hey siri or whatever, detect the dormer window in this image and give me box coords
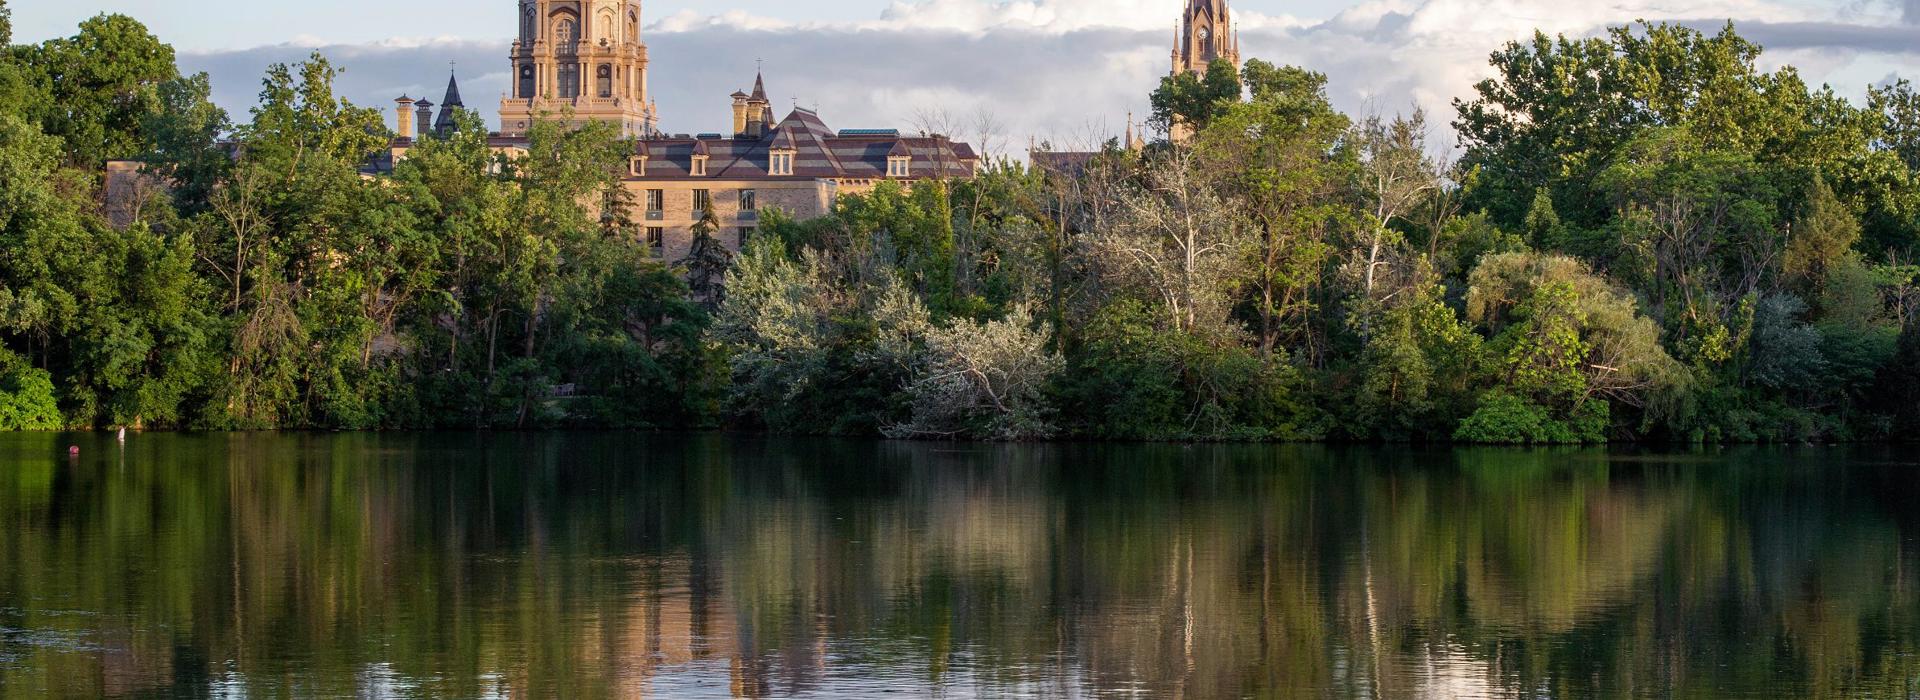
[888,156,911,178]
[630,156,646,177]
[691,155,709,177]
[770,150,795,176]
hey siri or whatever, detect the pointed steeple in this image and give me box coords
[440,71,465,108]
[750,71,768,102]
[433,70,465,135]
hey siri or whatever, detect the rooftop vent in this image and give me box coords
[838,129,901,137]
[696,133,725,140]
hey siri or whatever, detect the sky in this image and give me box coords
[14,0,1920,154]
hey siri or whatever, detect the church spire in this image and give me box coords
[433,69,465,135]
[1174,0,1239,77]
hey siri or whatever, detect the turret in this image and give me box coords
[731,91,750,137]
[414,99,435,139]
[744,72,771,139]
[395,95,417,140]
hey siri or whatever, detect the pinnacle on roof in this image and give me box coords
[440,72,465,108]
[750,71,767,102]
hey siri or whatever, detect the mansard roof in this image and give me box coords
[627,108,974,181]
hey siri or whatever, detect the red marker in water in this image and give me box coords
[68,446,80,456]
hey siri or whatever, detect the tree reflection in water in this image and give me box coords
[0,434,1914,698]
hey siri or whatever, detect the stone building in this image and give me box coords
[1173,0,1241,79]
[382,0,979,261]
[500,0,659,138]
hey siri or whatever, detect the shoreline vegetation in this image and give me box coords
[2,5,1919,444]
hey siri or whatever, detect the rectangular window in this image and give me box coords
[691,157,708,177]
[739,189,756,211]
[646,227,663,250]
[631,157,646,177]
[770,152,793,176]
[889,158,911,177]
[693,189,711,214]
[738,227,756,248]
[645,189,663,212]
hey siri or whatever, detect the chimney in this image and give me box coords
[746,102,766,139]
[414,99,435,139]
[395,95,417,139]
[731,91,749,137]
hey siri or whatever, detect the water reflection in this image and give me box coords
[0,434,1916,698]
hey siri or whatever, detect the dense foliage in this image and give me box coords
[1,12,1917,441]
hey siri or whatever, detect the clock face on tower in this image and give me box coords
[1198,27,1210,41]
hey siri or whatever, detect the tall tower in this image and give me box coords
[500,0,659,138]
[1173,0,1241,77]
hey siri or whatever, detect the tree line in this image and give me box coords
[1,5,1917,441]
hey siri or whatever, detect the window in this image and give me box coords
[738,189,756,211]
[645,189,663,213]
[770,151,794,176]
[597,65,612,98]
[738,227,756,248]
[519,66,535,99]
[646,227,663,250]
[521,8,537,43]
[693,189,711,214]
[630,157,646,177]
[558,63,580,99]
[555,18,578,54]
[690,156,708,177]
[888,156,911,177]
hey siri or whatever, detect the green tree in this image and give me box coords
[0,349,59,430]
[1195,62,1349,356]
[16,14,180,166]
[1464,253,1685,440]
[1869,79,1920,172]
[1150,58,1241,137]
[680,195,732,311]
[1783,174,1861,295]
[139,73,231,214]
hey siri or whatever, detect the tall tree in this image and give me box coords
[1196,62,1349,357]
[680,196,732,311]
[17,14,179,166]
[138,73,230,214]
[1783,174,1861,295]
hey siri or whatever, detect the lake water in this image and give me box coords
[0,433,1916,698]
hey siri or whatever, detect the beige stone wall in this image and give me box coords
[622,178,835,261]
[103,161,169,230]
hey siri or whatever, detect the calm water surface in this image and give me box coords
[0,433,1916,698]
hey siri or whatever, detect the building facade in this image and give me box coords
[501,0,658,138]
[383,1,977,262]
[1173,0,1241,78]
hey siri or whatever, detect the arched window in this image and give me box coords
[559,63,580,98]
[627,11,639,43]
[521,7,536,42]
[598,10,615,44]
[519,65,535,98]
[555,18,577,55]
[597,65,613,98]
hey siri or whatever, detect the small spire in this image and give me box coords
[751,70,768,102]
